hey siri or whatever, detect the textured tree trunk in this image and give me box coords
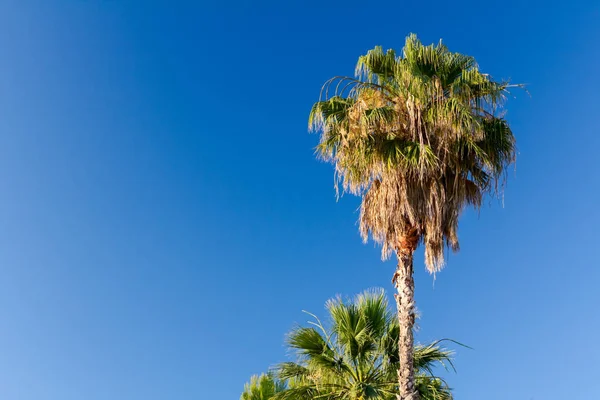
[393,228,419,400]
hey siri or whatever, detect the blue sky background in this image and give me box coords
[0,1,599,399]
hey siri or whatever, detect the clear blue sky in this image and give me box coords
[0,1,598,399]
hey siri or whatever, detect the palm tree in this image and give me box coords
[241,373,287,400]
[275,289,455,400]
[309,34,518,399]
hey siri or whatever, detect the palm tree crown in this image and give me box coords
[309,34,518,271]
[275,290,455,400]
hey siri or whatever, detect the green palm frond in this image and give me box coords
[414,344,454,375]
[278,362,311,381]
[356,46,398,82]
[241,373,287,400]
[415,375,453,400]
[287,327,341,372]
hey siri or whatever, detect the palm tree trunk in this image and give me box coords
[393,228,419,400]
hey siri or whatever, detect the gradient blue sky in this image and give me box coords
[0,1,598,399]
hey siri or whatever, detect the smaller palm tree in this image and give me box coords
[275,290,456,400]
[241,373,287,400]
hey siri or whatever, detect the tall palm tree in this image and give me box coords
[275,289,455,400]
[241,373,286,400]
[309,34,518,399]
